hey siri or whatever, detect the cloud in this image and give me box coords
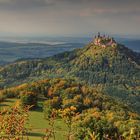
[0,0,55,10]
[0,0,140,13]
[0,0,11,4]
[0,0,139,36]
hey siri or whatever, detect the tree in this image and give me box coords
[0,106,31,139]
[20,91,38,108]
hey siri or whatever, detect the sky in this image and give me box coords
[0,0,140,38]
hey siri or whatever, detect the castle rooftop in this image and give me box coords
[93,33,117,48]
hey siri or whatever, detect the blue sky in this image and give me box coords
[0,0,140,37]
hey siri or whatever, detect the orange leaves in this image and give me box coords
[0,105,30,139]
[59,106,77,118]
[83,97,93,107]
[92,111,101,120]
[47,87,54,97]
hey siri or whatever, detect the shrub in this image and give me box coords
[59,106,77,140]
[0,106,30,139]
[44,97,62,110]
[0,92,6,102]
[0,89,19,99]
[75,116,119,140]
[20,91,38,108]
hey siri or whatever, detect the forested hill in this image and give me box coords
[0,35,140,112]
[0,35,139,86]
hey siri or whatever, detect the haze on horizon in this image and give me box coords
[0,0,140,38]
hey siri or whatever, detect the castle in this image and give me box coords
[93,33,117,48]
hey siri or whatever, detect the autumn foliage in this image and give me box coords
[0,105,31,139]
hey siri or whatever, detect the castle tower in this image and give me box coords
[98,32,100,38]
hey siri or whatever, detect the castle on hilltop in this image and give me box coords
[93,33,117,48]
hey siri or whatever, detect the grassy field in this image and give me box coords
[0,98,68,140]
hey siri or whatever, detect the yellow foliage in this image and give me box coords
[83,97,92,106]
[92,111,101,119]
[106,111,114,121]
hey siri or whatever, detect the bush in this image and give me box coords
[0,92,6,102]
[0,89,18,98]
[44,97,62,110]
[20,91,38,108]
[0,106,30,139]
[75,116,119,140]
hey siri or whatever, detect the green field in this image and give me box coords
[0,98,68,140]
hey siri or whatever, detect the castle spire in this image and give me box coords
[98,32,100,38]
[93,33,117,47]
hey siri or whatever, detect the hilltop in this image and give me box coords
[93,33,117,47]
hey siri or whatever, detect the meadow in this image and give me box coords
[0,98,68,140]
